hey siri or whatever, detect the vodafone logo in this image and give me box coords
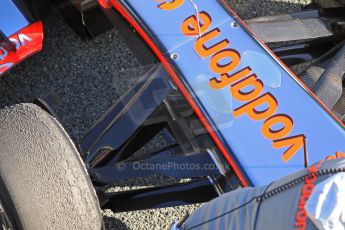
[157,3,307,163]
[156,0,184,10]
[0,33,33,73]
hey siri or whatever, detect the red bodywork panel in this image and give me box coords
[0,21,43,77]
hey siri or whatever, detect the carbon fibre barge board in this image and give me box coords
[110,0,345,186]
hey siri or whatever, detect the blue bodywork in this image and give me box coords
[0,0,29,37]
[120,0,345,186]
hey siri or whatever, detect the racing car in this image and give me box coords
[0,0,344,229]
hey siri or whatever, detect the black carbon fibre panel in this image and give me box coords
[333,90,345,121]
[246,14,294,23]
[313,45,345,109]
[300,66,325,89]
[247,18,332,43]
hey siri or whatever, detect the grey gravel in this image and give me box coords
[0,0,311,229]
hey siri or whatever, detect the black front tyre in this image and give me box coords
[0,103,102,229]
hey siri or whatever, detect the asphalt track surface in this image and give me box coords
[0,0,310,229]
